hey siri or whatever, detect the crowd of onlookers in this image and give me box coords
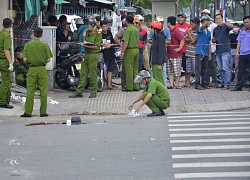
[12,10,250,94]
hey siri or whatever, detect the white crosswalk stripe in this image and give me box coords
[168,112,250,179]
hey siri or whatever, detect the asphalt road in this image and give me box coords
[1,112,250,180]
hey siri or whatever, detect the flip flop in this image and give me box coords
[167,86,174,89]
[175,86,182,89]
[182,85,190,88]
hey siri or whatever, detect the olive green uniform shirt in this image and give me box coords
[85,29,102,53]
[0,29,11,59]
[14,59,28,74]
[145,78,170,101]
[122,24,139,48]
[22,39,53,66]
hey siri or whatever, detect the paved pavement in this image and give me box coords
[167,111,250,179]
[1,85,250,116]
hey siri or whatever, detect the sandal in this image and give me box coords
[182,85,190,88]
[167,86,174,89]
[217,84,224,88]
[175,86,182,89]
[222,85,230,90]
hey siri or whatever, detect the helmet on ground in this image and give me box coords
[134,70,151,83]
[155,16,164,22]
[87,16,96,25]
[104,16,113,23]
[150,21,163,30]
[75,18,84,25]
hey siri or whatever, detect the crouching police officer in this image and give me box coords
[128,70,170,117]
[21,27,53,117]
[69,16,102,98]
[14,46,28,87]
[0,18,13,109]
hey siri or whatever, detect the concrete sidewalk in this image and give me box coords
[1,86,250,116]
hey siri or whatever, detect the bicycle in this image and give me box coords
[111,46,122,85]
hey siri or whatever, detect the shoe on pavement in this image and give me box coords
[69,93,83,98]
[209,83,218,87]
[195,86,204,90]
[121,88,133,92]
[0,104,13,109]
[89,93,96,98]
[21,113,32,117]
[147,111,163,117]
[40,113,48,117]
[230,87,242,91]
[203,86,210,89]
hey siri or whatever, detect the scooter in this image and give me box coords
[55,44,105,91]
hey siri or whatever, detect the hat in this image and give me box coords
[61,21,70,26]
[202,9,211,15]
[75,18,84,25]
[192,18,200,24]
[155,16,164,22]
[133,17,140,23]
[201,15,213,22]
[178,13,186,18]
[135,14,144,21]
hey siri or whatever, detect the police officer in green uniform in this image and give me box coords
[0,18,13,109]
[14,46,28,87]
[129,70,170,117]
[21,27,53,117]
[69,17,102,98]
[121,15,140,91]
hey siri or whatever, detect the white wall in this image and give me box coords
[152,1,176,23]
[0,0,8,24]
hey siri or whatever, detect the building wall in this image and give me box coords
[152,1,176,22]
[0,0,8,23]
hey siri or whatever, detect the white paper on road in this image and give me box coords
[127,109,145,117]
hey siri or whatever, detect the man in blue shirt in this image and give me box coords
[195,16,211,90]
[231,16,250,91]
[213,14,234,90]
[75,18,87,55]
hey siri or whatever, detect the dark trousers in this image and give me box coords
[121,58,126,89]
[236,54,250,90]
[207,52,218,84]
[138,48,144,72]
[182,53,186,72]
[195,55,209,87]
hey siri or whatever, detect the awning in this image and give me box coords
[25,0,41,21]
[85,0,115,10]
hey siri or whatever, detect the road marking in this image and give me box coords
[173,162,250,168]
[172,153,250,159]
[167,114,250,119]
[168,111,250,116]
[169,122,250,126]
[169,126,250,131]
[175,172,250,178]
[172,145,250,151]
[170,138,250,143]
[170,132,250,137]
[169,117,250,122]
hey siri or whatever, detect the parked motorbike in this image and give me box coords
[55,43,105,91]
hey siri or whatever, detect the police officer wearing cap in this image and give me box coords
[129,70,170,117]
[0,18,13,109]
[69,17,102,98]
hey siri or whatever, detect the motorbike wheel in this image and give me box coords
[55,71,71,89]
[97,69,104,92]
